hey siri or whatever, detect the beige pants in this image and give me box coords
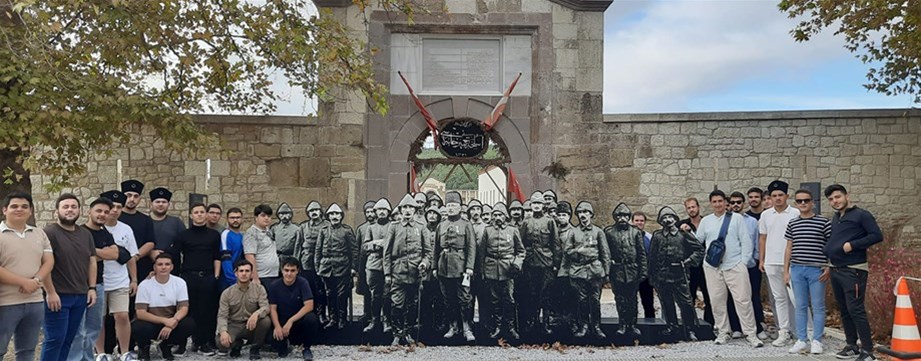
[704,262,756,336]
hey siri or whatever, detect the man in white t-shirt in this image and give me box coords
[758,180,800,347]
[133,254,195,361]
[97,191,139,357]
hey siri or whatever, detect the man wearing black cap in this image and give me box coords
[117,180,156,323]
[477,203,524,340]
[518,192,560,336]
[149,187,186,270]
[434,191,476,342]
[758,180,799,347]
[98,190,139,358]
[355,201,377,324]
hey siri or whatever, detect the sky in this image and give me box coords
[270,0,916,115]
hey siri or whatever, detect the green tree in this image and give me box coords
[779,0,921,104]
[0,0,414,193]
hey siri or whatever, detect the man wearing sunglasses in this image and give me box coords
[726,192,767,341]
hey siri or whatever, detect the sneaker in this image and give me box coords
[810,340,824,354]
[855,350,877,361]
[746,335,764,348]
[757,331,769,340]
[217,350,228,357]
[835,344,860,359]
[731,331,744,339]
[158,343,175,361]
[198,344,215,357]
[772,330,791,347]
[788,340,809,354]
[302,348,314,361]
[229,347,242,358]
[714,333,730,345]
[173,344,186,357]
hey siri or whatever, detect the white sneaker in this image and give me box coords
[772,330,791,347]
[747,335,764,348]
[789,340,809,353]
[757,331,769,340]
[731,331,744,339]
[714,333,731,345]
[810,340,824,354]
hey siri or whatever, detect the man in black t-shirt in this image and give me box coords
[268,258,319,361]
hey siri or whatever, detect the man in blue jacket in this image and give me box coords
[823,184,883,361]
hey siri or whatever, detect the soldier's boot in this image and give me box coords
[404,332,416,345]
[541,313,553,336]
[489,312,502,339]
[443,321,459,339]
[685,326,698,342]
[318,305,329,326]
[506,320,521,341]
[382,315,392,334]
[337,308,348,329]
[615,325,627,336]
[324,311,339,330]
[591,321,607,339]
[390,335,402,346]
[362,317,380,333]
[631,325,642,337]
[573,322,588,338]
[661,324,675,336]
[462,320,475,342]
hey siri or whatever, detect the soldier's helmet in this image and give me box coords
[657,206,680,224]
[445,191,462,205]
[397,194,418,208]
[482,204,493,215]
[557,201,573,215]
[575,201,594,215]
[277,202,293,214]
[373,198,392,211]
[363,200,376,210]
[492,202,509,218]
[468,199,483,209]
[529,192,544,204]
[306,201,322,212]
[543,190,557,202]
[523,200,532,209]
[613,202,631,217]
[425,206,441,216]
[326,203,343,214]
[509,200,523,211]
[413,193,427,204]
[427,192,443,203]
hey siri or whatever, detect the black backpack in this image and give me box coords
[705,214,733,268]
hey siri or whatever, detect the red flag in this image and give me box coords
[483,72,522,131]
[507,168,525,203]
[397,71,440,148]
[410,162,420,193]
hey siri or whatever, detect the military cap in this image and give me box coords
[481,204,493,215]
[414,193,427,203]
[277,202,293,214]
[509,200,523,210]
[468,199,483,209]
[363,200,376,210]
[523,200,531,209]
[427,193,443,202]
[149,187,172,202]
[306,201,322,212]
[767,180,789,194]
[492,203,509,218]
[657,206,679,224]
[543,190,557,201]
[121,179,144,194]
[425,206,441,216]
[557,201,573,215]
[374,198,392,211]
[326,203,343,214]
[99,190,126,205]
[397,194,418,208]
[575,201,594,215]
[529,192,544,204]
[613,202,632,216]
[445,191,462,205]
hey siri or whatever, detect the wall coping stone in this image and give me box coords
[194,114,317,126]
[603,108,921,123]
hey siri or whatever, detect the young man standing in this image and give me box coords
[823,184,883,361]
[784,189,831,355]
[244,205,279,287]
[207,204,225,233]
[216,260,272,360]
[268,258,320,361]
[631,211,656,320]
[220,208,246,291]
[118,180,156,292]
[726,192,766,340]
[746,187,765,220]
[133,254,195,361]
[40,194,93,361]
[149,188,186,262]
[678,197,712,326]
[0,192,54,361]
[759,180,800,347]
[97,190,139,358]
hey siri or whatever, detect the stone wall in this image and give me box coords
[553,109,921,246]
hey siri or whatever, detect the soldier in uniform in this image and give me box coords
[434,191,477,342]
[478,203,525,340]
[315,203,358,330]
[604,203,648,337]
[412,193,427,225]
[649,206,705,341]
[297,201,330,325]
[552,201,576,332]
[523,200,533,219]
[481,204,493,226]
[426,193,443,209]
[558,201,610,339]
[543,191,558,220]
[421,206,446,333]
[383,194,432,345]
[270,203,303,262]
[509,200,524,228]
[518,192,560,335]
[362,198,392,333]
[356,201,377,324]
[467,200,485,240]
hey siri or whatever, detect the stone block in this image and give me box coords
[266,158,300,187]
[445,0,476,13]
[609,148,634,168]
[577,12,604,40]
[184,161,206,176]
[254,144,280,158]
[331,156,364,174]
[299,158,331,188]
[521,0,552,12]
[281,144,314,157]
[210,160,231,176]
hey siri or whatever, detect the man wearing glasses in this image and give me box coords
[726,192,767,340]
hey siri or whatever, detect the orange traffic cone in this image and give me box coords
[891,278,921,361]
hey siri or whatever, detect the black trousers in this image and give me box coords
[440,277,472,326]
[571,278,603,328]
[517,265,555,329]
[485,279,515,330]
[831,267,873,352]
[638,278,656,318]
[301,270,327,315]
[419,277,445,330]
[728,265,765,333]
[612,279,640,327]
[658,281,699,329]
[272,312,320,351]
[182,271,218,347]
[322,275,351,323]
[688,265,714,324]
[132,318,196,348]
[390,282,420,336]
[366,269,386,323]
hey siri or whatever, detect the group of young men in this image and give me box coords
[0,178,884,361]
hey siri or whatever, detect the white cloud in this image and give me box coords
[603,0,852,113]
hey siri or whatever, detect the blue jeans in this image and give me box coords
[41,292,89,361]
[66,285,104,361]
[0,302,45,361]
[791,264,826,341]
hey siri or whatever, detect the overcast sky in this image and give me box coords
[271,0,915,115]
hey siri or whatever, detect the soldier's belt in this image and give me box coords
[442,248,464,252]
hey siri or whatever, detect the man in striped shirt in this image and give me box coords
[783,189,831,355]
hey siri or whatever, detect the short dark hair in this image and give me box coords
[3,191,34,209]
[207,203,222,212]
[794,189,814,199]
[729,191,745,200]
[54,193,78,209]
[632,211,647,220]
[684,197,700,207]
[280,256,301,270]
[226,207,243,216]
[189,202,206,213]
[89,197,114,209]
[824,184,847,198]
[254,204,273,217]
[155,253,173,263]
[747,187,764,197]
[233,259,253,271]
[709,190,727,201]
